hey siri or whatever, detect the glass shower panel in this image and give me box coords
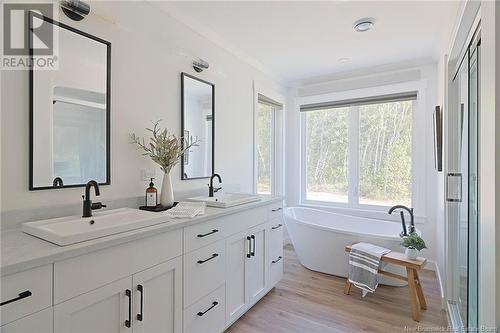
[456,57,469,325]
[467,42,479,329]
[449,36,480,330]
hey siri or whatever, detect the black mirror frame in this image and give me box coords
[181,72,215,180]
[28,11,111,190]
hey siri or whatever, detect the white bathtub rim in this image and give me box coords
[284,206,417,242]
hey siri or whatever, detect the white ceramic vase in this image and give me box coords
[405,247,418,260]
[160,172,174,207]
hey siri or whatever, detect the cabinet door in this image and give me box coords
[132,257,182,333]
[225,231,250,324]
[0,307,52,333]
[54,276,132,333]
[246,224,268,305]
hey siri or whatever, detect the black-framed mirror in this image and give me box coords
[181,73,215,180]
[29,12,111,190]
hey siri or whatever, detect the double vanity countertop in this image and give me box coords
[1,195,283,276]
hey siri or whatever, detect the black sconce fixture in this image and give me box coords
[193,58,209,73]
[61,0,90,21]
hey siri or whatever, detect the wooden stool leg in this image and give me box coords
[406,268,420,321]
[344,279,352,295]
[414,270,427,310]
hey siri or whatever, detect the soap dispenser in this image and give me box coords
[146,178,158,207]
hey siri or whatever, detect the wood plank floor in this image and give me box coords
[226,244,447,333]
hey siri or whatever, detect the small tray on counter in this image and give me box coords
[139,202,178,212]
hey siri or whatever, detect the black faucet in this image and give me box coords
[208,174,222,197]
[82,180,106,218]
[53,177,64,187]
[388,205,415,236]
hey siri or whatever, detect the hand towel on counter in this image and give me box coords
[166,202,206,218]
[348,242,391,297]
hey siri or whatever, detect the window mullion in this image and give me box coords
[348,106,360,207]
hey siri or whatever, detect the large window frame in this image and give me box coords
[253,83,284,196]
[299,81,427,216]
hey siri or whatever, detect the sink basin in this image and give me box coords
[187,193,261,208]
[22,208,168,246]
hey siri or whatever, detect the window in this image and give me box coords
[301,93,415,208]
[256,95,280,194]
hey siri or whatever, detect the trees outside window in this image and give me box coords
[303,98,413,208]
[256,100,276,194]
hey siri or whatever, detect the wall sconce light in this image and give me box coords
[193,58,209,73]
[61,0,90,21]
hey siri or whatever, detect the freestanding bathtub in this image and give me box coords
[285,206,413,287]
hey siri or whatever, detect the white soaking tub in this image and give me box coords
[285,206,413,286]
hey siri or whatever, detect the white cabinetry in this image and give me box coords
[54,276,131,333]
[2,199,283,333]
[133,257,182,333]
[54,256,182,333]
[225,231,249,324]
[0,308,53,333]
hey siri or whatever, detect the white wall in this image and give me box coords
[285,62,441,267]
[0,1,284,212]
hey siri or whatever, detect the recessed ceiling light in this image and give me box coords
[353,18,375,32]
[338,57,350,63]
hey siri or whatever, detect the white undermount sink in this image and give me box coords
[187,193,261,208]
[22,208,168,246]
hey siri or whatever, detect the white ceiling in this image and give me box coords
[154,1,460,84]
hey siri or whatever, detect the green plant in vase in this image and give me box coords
[400,232,427,260]
[130,120,198,207]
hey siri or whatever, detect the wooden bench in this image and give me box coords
[344,244,428,321]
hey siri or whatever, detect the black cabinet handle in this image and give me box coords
[271,224,283,230]
[246,236,251,258]
[0,291,32,307]
[197,229,219,238]
[272,256,283,264]
[271,207,282,212]
[251,235,256,257]
[137,285,144,321]
[125,289,131,328]
[197,301,218,317]
[197,253,219,264]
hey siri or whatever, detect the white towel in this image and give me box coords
[166,202,206,218]
[348,242,391,297]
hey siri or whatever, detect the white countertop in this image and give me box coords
[1,196,283,276]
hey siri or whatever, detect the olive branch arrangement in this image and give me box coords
[130,120,199,174]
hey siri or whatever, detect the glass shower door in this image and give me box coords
[448,34,479,330]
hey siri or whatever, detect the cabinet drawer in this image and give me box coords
[0,307,53,333]
[54,229,182,303]
[184,207,266,253]
[0,265,52,326]
[269,253,284,287]
[184,240,225,307]
[184,285,225,333]
[269,221,284,259]
[268,202,284,220]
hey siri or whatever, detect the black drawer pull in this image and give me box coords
[197,229,219,238]
[246,236,252,258]
[197,253,219,264]
[271,224,283,230]
[272,256,283,264]
[137,284,144,321]
[0,291,32,307]
[197,301,218,317]
[271,207,282,212]
[125,289,132,328]
[251,235,256,257]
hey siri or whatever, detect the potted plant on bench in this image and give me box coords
[400,233,427,260]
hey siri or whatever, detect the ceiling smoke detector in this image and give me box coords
[353,18,375,32]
